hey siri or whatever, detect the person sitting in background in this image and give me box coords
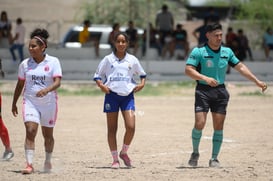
[142,22,162,57]
[171,23,189,60]
[78,20,99,58]
[263,27,273,61]
[161,31,174,59]
[125,20,139,56]
[9,17,26,62]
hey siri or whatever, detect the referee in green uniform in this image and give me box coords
[185,23,267,167]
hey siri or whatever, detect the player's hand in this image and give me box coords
[36,89,49,97]
[99,84,110,94]
[12,104,18,117]
[134,84,144,93]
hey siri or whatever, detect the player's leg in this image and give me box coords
[119,93,135,168]
[21,99,40,174]
[0,93,14,160]
[42,126,54,172]
[104,91,121,168]
[119,110,135,168]
[106,112,119,168]
[22,121,38,174]
[40,101,57,172]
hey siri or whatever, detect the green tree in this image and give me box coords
[235,0,273,29]
[76,0,182,28]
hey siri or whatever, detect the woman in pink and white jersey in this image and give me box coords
[12,28,62,174]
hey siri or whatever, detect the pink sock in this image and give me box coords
[111,150,118,161]
[121,144,129,154]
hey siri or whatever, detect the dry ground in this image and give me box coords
[0,82,273,181]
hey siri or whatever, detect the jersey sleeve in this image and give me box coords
[186,47,201,67]
[133,59,146,78]
[17,61,26,80]
[93,58,107,81]
[53,58,62,78]
[228,49,240,67]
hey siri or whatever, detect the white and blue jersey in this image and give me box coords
[93,52,146,96]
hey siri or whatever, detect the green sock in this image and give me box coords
[212,130,223,159]
[192,128,202,153]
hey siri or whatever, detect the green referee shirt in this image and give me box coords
[186,43,240,85]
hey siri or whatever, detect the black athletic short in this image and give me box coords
[194,84,230,114]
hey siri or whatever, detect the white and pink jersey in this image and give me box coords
[18,54,62,104]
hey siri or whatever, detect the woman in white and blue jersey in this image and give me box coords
[94,32,146,169]
[185,23,267,168]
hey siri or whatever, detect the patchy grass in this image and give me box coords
[238,90,269,97]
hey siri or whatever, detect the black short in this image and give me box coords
[194,84,230,114]
[266,43,273,50]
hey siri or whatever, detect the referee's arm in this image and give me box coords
[185,65,218,87]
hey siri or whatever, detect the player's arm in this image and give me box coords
[234,62,267,92]
[94,79,110,94]
[134,76,146,93]
[12,79,25,117]
[36,77,61,97]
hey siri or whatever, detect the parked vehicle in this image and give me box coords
[61,24,144,50]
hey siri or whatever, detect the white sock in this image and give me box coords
[45,152,52,163]
[25,149,34,165]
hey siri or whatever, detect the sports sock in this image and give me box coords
[25,149,34,165]
[212,130,223,160]
[121,144,129,154]
[192,128,202,153]
[45,152,52,162]
[111,150,118,162]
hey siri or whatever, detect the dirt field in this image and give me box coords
[0,82,272,181]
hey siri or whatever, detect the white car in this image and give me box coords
[61,24,144,50]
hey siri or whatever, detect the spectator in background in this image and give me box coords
[108,23,120,50]
[142,22,162,57]
[171,23,189,60]
[78,20,99,58]
[263,27,273,61]
[237,29,252,61]
[161,31,174,59]
[125,20,139,56]
[204,7,220,24]
[155,4,174,47]
[9,17,26,62]
[225,27,239,73]
[193,17,212,45]
[0,11,12,47]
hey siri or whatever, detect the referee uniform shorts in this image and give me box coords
[194,84,230,114]
[103,91,135,113]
